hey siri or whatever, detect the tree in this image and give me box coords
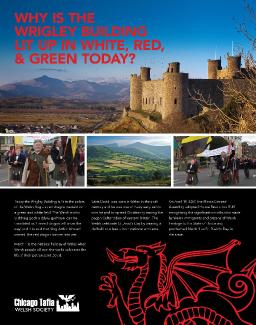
[191,1,256,133]
[152,170,163,180]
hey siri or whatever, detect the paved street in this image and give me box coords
[0,162,84,187]
[174,167,256,187]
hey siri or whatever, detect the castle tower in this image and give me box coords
[162,63,189,119]
[130,67,151,110]
[227,55,241,77]
[140,67,151,81]
[130,74,142,111]
[168,62,180,73]
[208,59,222,79]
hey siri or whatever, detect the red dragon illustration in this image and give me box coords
[99,240,256,325]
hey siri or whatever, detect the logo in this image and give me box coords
[56,295,80,312]
[14,298,55,313]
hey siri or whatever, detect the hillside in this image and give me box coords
[87,145,114,160]
[0,75,129,101]
[87,143,171,186]
[88,142,171,160]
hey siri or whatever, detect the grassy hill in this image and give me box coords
[87,145,113,160]
[87,144,171,186]
[109,142,170,160]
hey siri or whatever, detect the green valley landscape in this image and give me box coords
[87,141,171,186]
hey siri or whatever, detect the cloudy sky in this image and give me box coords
[242,136,256,144]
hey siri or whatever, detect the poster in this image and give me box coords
[1,0,255,323]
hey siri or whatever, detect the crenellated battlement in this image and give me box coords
[130,55,248,120]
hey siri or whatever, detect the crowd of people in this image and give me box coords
[185,152,256,186]
[2,139,84,186]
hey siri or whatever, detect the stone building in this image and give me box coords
[242,142,256,158]
[0,136,14,154]
[130,55,249,120]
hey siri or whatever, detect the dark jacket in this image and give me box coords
[9,153,26,168]
[217,157,230,172]
[50,146,64,165]
[186,163,198,174]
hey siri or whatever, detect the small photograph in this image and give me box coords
[174,136,256,187]
[0,136,85,187]
[87,136,171,186]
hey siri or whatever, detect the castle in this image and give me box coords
[130,55,248,119]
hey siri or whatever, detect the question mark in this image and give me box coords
[129,53,136,64]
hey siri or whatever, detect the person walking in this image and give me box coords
[50,139,67,187]
[230,155,240,185]
[208,157,216,177]
[9,147,26,186]
[253,158,256,178]
[243,156,250,179]
[22,139,54,186]
[185,159,199,186]
[217,152,232,186]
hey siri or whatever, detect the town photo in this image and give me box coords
[87,136,171,186]
[0,0,256,134]
[173,136,256,187]
[0,136,84,187]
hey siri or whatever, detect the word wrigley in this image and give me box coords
[14,26,147,37]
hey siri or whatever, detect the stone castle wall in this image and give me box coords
[130,74,142,111]
[141,80,164,113]
[130,55,249,120]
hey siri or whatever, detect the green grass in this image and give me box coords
[88,151,171,186]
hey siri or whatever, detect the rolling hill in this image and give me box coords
[114,142,171,160]
[87,142,171,186]
[0,75,129,101]
[88,142,171,160]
